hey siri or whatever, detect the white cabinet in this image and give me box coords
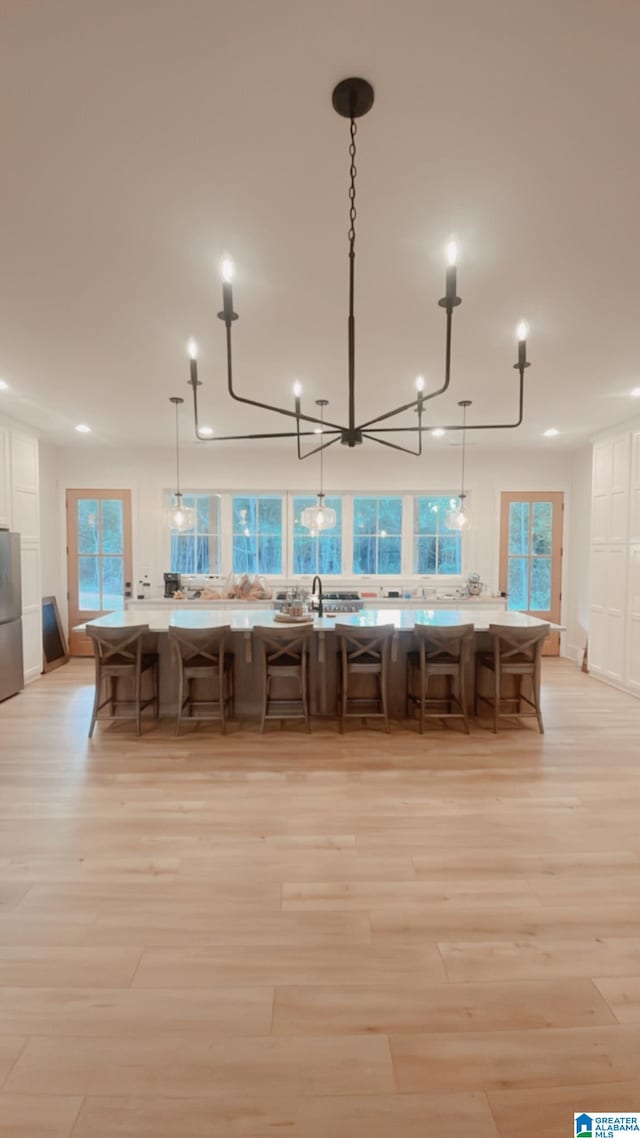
[590,432,640,697]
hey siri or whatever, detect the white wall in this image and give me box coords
[44,438,578,650]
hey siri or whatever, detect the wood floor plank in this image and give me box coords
[439,937,640,983]
[272,978,615,1034]
[72,1091,499,1137]
[0,910,372,949]
[487,1081,640,1138]
[390,1025,640,1092]
[5,1033,395,1097]
[0,1094,82,1138]
[282,878,539,910]
[370,904,640,945]
[0,946,142,988]
[132,944,446,987]
[0,985,273,1036]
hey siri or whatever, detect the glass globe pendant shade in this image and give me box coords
[445,497,472,531]
[300,494,337,533]
[169,493,195,532]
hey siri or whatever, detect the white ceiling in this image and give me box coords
[1,0,639,452]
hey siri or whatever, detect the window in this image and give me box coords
[233,495,282,574]
[413,495,462,574]
[352,496,402,574]
[292,496,342,574]
[170,493,221,575]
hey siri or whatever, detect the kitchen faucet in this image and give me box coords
[311,575,323,617]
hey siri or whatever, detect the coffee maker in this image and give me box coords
[163,572,181,598]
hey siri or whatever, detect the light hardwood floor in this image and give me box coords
[0,658,639,1137]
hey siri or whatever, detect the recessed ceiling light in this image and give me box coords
[631,387,640,398]
[543,427,559,437]
[431,428,446,438]
[0,379,8,391]
[75,424,92,433]
[199,426,214,436]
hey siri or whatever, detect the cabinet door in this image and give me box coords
[67,490,132,655]
[499,492,563,655]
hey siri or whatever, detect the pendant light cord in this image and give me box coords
[319,404,325,498]
[460,402,467,499]
[175,400,181,496]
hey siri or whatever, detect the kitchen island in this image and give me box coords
[84,608,559,723]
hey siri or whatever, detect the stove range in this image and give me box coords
[275,591,363,614]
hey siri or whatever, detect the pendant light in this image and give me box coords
[168,396,195,532]
[300,400,337,533]
[445,400,472,531]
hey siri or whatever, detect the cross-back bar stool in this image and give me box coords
[253,625,314,732]
[408,623,474,734]
[167,625,234,736]
[475,622,550,733]
[334,623,395,732]
[86,623,159,737]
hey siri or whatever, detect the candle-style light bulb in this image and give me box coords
[221,257,234,321]
[292,380,302,399]
[516,319,529,369]
[415,375,425,393]
[445,239,458,306]
[187,338,198,384]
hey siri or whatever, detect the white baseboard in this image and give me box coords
[24,666,42,685]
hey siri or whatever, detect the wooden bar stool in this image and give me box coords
[253,625,314,732]
[86,624,159,737]
[408,623,474,734]
[475,622,550,733]
[168,625,234,736]
[334,623,394,732]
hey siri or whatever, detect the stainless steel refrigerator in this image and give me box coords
[0,531,23,701]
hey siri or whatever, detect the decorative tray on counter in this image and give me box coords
[273,613,314,624]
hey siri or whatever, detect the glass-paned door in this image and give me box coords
[67,490,133,655]
[499,491,563,655]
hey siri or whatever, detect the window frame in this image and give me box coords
[231,493,284,577]
[351,494,404,577]
[412,493,465,576]
[163,489,467,581]
[166,490,222,576]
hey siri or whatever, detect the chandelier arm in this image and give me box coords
[357,308,455,431]
[361,431,423,457]
[219,322,345,434]
[363,368,527,434]
[295,431,341,460]
[195,430,339,443]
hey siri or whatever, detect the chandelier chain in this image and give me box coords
[348,118,357,250]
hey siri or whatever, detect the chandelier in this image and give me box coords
[185,77,531,459]
[167,396,195,532]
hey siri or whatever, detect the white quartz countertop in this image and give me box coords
[84,608,562,633]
